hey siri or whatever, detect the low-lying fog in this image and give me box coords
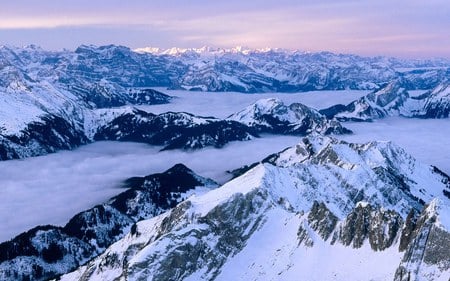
[0,135,300,241]
[1,89,448,242]
[137,89,370,118]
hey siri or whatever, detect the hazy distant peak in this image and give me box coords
[133,46,293,56]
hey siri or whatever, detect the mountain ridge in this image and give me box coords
[56,136,450,281]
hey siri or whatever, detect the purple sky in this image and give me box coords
[1,0,449,58]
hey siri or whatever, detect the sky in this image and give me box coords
[0,0,449,58]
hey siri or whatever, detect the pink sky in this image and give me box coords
[0,0,449,58]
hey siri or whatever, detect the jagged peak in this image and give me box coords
[133,45,296,56]
[189,135,448,221]
[270,135,399,168]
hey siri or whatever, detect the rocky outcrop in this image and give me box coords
[394,199,450,281]
[297,199,450,280]
[332,203,403,251]
[62,189,271,281]
[298,201,403,251]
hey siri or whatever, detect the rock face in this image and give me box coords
[57,136,450,281]
[394,199,450,281]
[0,164,217,281]
[227,98,351,135]
[331,203,403,251]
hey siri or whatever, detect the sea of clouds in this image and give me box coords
[1,89,448,242]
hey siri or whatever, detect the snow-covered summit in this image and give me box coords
[227,98,351,135]
[57,135,450,281]
[133,46,289,56]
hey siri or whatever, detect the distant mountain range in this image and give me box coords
[1,44,449,94]
[1,44,449,160]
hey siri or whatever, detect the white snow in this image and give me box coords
[189,164,267,216]
[214,209,402,281]
[54,133,450,281]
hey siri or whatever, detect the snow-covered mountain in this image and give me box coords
[0,164,217,281]
[0,85,351,159]
[320,80,450,121]
[1,44,449,160]
[418,81,450,118]
[0,88,172,160]
[228,98,351,135]
[57,136,450,281]
[93,99,350,150]
[133,46,450,92]
[319,80,414,121]
[2,44,449,95]
[93,108,258,150]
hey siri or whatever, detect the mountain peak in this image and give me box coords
[53,135,450,281]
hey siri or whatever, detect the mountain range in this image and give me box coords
[1,45,450,280]
[1,44,449,160]
[4,135,443,281]
[1,44,449,95]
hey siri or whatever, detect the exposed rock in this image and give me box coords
[394,199,450,281]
